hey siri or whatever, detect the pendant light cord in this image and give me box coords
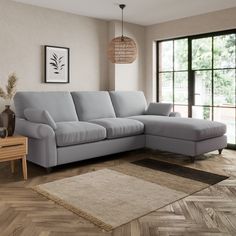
[119,4,126,40]
[122,8,123,38]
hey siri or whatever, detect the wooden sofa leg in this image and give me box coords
[46,167,52,174]
[218,149,223,155]
[190,156,195,163]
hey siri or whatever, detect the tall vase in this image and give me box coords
[1,105,15,136]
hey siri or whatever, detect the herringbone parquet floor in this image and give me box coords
[0,149,236,236]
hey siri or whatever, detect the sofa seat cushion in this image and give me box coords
[55,122,106,147]
[129,115,226,141]
[90,118,144,139]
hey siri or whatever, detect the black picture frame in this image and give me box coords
[44,45,70,83]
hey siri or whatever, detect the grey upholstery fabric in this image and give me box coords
[129,115,226,141]
[194,135,227,156]
[146,135,197,156]
[15,118,57,167]
[90,118,144,139]
[16,118,55,139]
[145,103,172,116]
[109,91,147,117]
[14,90,228,168]
[169,112,181,117]
[55,121,106,147]
[14,92,78,122]
[57,135,145,165]
[71,91,116,121]
[24,108,57,130]
[146,135,227,157]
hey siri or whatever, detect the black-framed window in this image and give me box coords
[158,38,189,117]
[156,29,236,147]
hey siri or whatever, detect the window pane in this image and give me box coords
[214,69,235,106]
[214,34,235,69]
[159,72,173,103]
[192,37,212,70]
[192,106,212,120]
[159,41,173,71]
[174,72,188,104]
[214,108,236,144]
[174,105,188,118]
[194,70,212,106]
[174,39,188,71]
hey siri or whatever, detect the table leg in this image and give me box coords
[22,156,27,180]
[11,160,15,173]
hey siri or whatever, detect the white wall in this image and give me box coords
[145,7,236,102]
[0,0,146,111]
[108,21,146,92]
[1,0,236,112]
[0,0,108,110]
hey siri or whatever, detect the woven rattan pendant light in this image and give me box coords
[108,4,137,64]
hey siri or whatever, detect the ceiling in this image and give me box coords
[13,0,236,26]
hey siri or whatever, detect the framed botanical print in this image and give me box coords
[45,45,70,83]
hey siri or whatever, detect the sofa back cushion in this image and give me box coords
[109,91,147,117]
[14,91,78,122]
[71,91,116,121]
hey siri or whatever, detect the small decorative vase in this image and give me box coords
[1,105,15,136]
[0,127,8,138]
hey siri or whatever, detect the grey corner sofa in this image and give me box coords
[13,91,227,169]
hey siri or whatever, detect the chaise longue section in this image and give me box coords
[109,91,227,162]
[129,115,227,161]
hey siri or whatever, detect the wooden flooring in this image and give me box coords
[0,149,236,236]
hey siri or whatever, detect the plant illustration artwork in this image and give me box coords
[50,53,65,74]
[45,46,70,83]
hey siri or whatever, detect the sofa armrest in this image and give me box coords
[15,118,57,168]
[16,118,55,139]
[169,112,181,117]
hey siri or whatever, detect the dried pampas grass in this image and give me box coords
[0,73,18,101]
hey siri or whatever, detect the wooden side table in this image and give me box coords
[0,136,28,180]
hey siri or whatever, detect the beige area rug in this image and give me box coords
[34,169,185,230]
[34,161,227,231]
